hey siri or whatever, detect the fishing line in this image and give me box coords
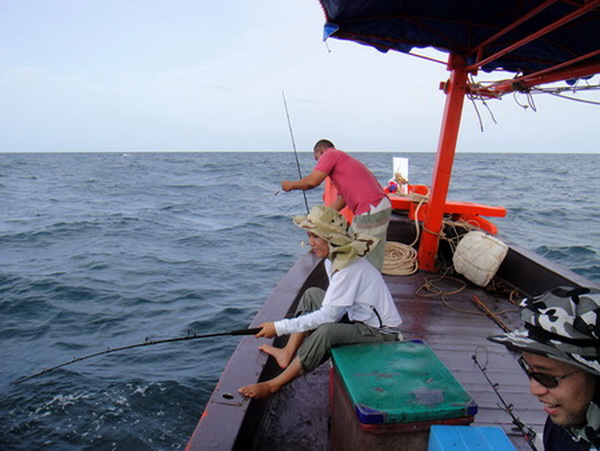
[282,90,309,214]
[16,327,262,384]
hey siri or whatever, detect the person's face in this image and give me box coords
[313,148,326,161]
[521,352,596,428]
[308,232,329,258]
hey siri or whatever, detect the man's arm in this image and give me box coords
[274,304,346,336]
[281,170,327,192]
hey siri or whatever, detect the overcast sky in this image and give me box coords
[1,0,598,153]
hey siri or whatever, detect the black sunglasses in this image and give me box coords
[518,357,581,389]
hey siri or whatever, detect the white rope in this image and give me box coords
[382,241,419,276]
[381,194,426,276]
[381,193,482,277]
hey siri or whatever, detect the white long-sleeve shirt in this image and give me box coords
[274,258,402,336]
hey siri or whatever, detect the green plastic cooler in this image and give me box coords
[329,341,477,450]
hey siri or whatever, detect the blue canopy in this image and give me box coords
[318,0,600,80]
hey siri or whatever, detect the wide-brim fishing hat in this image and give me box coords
[488,286,600,376]
[293,205,378,271]
[293,205,352,246]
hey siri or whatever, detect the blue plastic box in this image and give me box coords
[428,425,516,450]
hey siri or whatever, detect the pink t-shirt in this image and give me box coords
[314,149,387,215]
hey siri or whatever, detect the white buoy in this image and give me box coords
[452,231,508,287]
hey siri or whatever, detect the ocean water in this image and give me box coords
[1,151,599,449]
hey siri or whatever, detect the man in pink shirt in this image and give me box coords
[281,139,391,270]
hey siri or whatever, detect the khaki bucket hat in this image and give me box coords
[293,205,378,271]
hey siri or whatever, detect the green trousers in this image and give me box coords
[295,287,398,374]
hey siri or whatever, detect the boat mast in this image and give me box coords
[417,53,469,271]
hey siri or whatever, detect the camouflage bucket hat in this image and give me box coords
[293,205,377,272]
[293,205,352,246]
[489,286,600,376]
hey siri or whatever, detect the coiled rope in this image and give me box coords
[381,191,485,276]
[382,241,419,275]
[381,193,426,276]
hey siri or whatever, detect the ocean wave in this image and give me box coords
[536,244,597,259]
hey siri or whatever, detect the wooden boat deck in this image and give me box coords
[251,269,546,450]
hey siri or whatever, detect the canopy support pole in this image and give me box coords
[418,53,468,271]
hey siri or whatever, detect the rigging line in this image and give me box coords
[282,91,309,214]
[468,93,485,132]
[533,83,600,94]
[546,91,600,105]
[16,327,262,384]
[481,97,498,125]
[467,78,498,132]
[468,75,486,132]
[513,91,532,110]
[527,91,537,111]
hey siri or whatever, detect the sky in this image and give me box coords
[1,0,598,153]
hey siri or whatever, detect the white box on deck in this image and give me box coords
[392,157,409,194]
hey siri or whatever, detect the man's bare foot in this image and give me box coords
[238,381,279,399]
[239,357,302,399]
[258,344,293,369]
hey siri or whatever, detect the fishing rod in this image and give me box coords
[472,352,538,450]
[16,327,262,384]
[282,90,309,214]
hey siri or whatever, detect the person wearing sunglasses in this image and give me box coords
[489,287,600,451]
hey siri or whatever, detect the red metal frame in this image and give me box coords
[386,193,506,235]
[418,1,599,270]
[487,57,600,95]
[467,0,599,73]
[471,0,600,95]
[418,54,470,271]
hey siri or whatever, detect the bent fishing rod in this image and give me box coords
[472,352,538,450]
[282,90,310,214]
[17,327,261,384]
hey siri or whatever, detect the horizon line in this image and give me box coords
[2,150,599,155]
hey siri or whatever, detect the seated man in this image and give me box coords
[238,205,402,399]
[489,287,600,451]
